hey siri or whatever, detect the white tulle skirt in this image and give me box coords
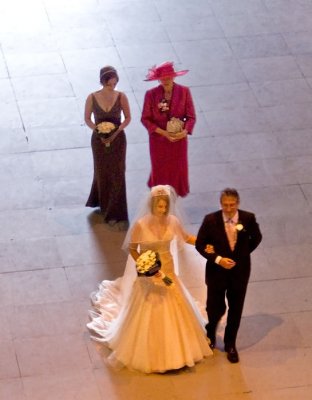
[87,265,213,373]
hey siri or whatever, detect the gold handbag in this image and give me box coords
[166,117,184,134]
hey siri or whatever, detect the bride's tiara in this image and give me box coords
[150,185,171,197]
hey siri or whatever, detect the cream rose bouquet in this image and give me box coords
[96,121,118,147]
[136,250,173,286]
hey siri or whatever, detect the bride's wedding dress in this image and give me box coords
[87,214,212,373]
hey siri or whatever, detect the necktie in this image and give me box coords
[225,219,237,250]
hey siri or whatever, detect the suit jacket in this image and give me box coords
[196,209,262,280]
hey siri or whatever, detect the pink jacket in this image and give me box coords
[141,83,196,134]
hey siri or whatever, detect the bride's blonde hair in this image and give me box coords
[149,185,171,216]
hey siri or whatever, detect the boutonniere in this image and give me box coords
[235,223,244,232]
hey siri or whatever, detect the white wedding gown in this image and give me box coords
[87,215,212,373]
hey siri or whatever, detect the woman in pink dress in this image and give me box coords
[141,62,196,197]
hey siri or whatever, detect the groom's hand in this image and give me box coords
[219,258,236,269]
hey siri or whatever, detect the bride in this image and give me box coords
[87,185,213,373]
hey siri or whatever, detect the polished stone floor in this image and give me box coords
[0,0,312,399]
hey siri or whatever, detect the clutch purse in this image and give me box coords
[166,117,184,134]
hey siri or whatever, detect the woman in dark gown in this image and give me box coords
[85,66,131,228]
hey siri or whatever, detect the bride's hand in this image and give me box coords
[205,244,215,254]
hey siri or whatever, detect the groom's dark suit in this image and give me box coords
[196,209,262,348]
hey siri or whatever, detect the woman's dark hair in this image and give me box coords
[99,66,119,85]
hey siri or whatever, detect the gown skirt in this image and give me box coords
[87,249,212,373]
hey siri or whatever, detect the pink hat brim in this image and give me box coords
[144,69,189,81]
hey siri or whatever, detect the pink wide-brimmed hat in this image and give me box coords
[144,61,189,81]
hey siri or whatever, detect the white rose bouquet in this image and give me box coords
[136,250,173,286]
[166,117,184,135]
[96,121,118,147]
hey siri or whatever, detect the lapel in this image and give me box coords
[216,211,232,252]
[154,85,165,103]
[169,83,177,117]
[153,86,170,122]
[168,83,181,119]
[235,211,245,247]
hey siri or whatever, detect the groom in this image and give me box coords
[196,188,262,363]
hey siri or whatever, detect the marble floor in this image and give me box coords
[0,0,312,398]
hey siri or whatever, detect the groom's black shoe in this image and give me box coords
[224,345,239,363]
[206,325,216,350]
[207,335,216,350]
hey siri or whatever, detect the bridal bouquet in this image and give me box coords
[136,250,173,286]
[96,121,118,147]
[166,117,184,135]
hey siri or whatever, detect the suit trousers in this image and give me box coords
[206,265,250,346]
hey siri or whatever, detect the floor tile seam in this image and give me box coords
[249,274,312,285]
